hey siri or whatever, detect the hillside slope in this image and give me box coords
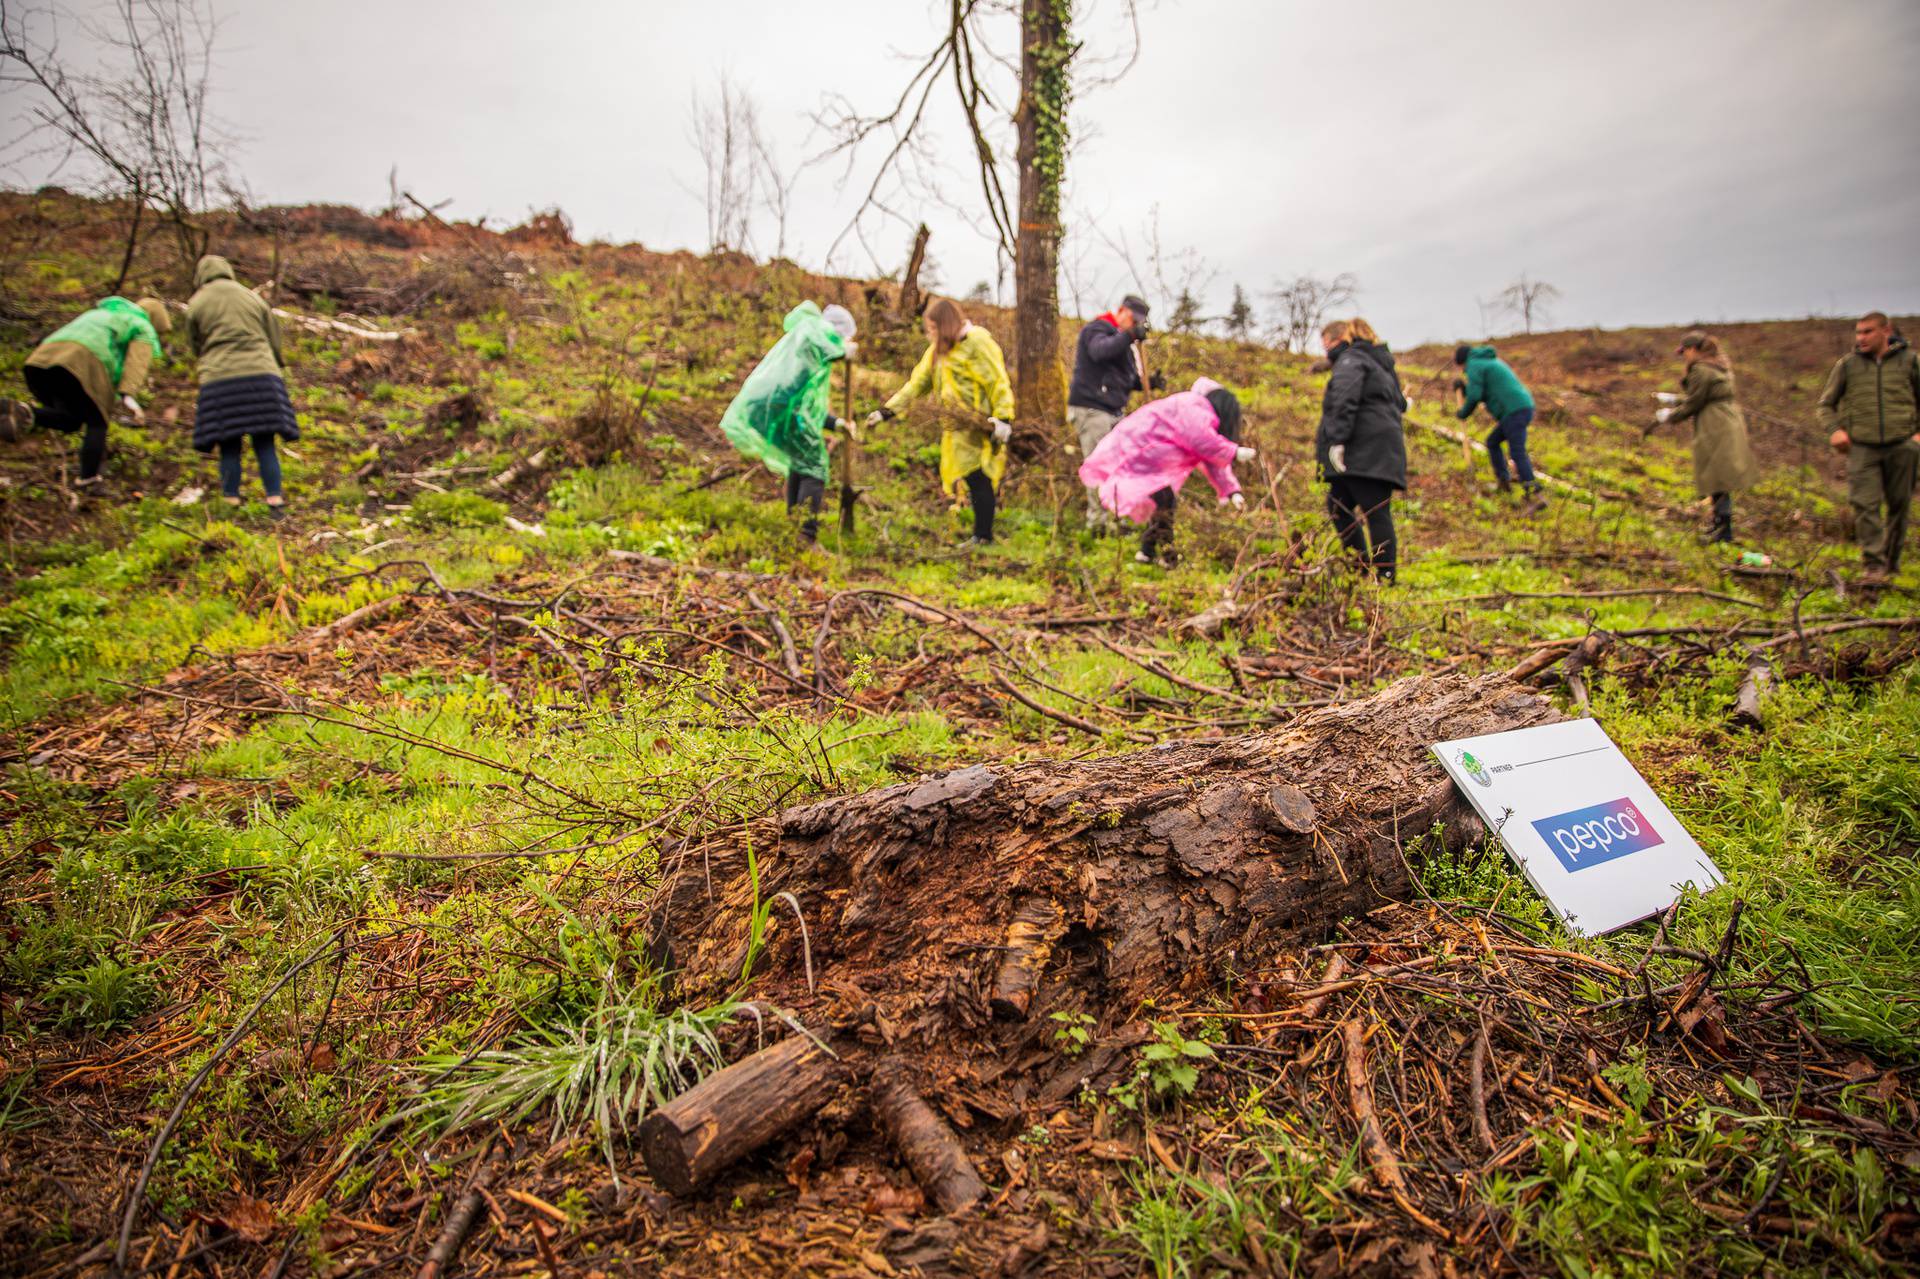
[1,192,1915,1278]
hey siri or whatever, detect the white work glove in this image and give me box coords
[989,418,1012,444]
[1227,492,1246,511]
[120,394,145,423]
[1328,444,1347,473]
[863,409,886,430]
[830,416,855,438]
[1235,446,1256,464]
[1654,408,1673,424]
[1654,391,1682,406]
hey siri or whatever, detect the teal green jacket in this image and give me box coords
[1456,345,1535,421]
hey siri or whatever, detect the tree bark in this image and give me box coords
[870,1058,986,1212]
[1012,0,1067,434]
[637,1032,846,1196]
[647,673,1559,1035]
[897,223,930,321]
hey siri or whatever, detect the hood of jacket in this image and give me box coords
[1353,339,1397,375]
[1464,344,1498,364]
[194,255,236,287]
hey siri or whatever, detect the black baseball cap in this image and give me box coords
[1121,294,1150,318]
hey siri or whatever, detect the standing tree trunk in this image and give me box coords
[112,184,146,295]
[1013,0,1071,435]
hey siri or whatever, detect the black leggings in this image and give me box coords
[25,365,110,479]
[785,471,826,542]
[1325,475,1398,580]
[1141,487,1176,559]
[963,469,996,542]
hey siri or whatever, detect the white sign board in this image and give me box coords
[1431,718,1723,936]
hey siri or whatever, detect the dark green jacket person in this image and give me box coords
[1455,345,1534,422]
[1816,335,1919,446]
[1817,320,1919,578]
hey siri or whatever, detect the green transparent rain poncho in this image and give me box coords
[719,301,847,482]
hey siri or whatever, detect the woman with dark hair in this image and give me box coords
[1650,331,1757,543]
[866,297,1014,546]
[1079,377,1254,567]
[186,256,299,515]
[3,294,169,492]
[1315,318,1408,582]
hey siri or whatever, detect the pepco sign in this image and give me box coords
[1531,798,1664,873]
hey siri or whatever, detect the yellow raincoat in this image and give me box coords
[885,325,1015,497]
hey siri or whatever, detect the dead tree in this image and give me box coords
[897,223,931,321]
[687,72,759,255]
[639,673,1558,1196]
[1492,272,1561,334]
[2,0,230,283]
[814,3,1142,431]
[1268,273,1359,354]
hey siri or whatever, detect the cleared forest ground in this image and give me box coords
[1,191,1916,1278]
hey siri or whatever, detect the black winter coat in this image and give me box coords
[1315,340,1408,489]
[1067,316,1142,414]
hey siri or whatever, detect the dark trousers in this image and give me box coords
[1326,475,1397,580]
[24,364,109,479]
[962,469,996,542]
[784,471,826,542]
[218,433,283,499]
[1487,407,1536,485]
[1141,487,1176,559]
[1709,492,1733,542]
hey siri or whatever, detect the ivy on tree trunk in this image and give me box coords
[1013,0,1074,435]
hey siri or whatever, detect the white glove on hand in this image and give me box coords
[863,409,886,429]
[989,418,1012,444]
[1654,408,1673,424]
[120,394,144,423]
[1328,444,1347,473]
[1654,392,1682,406]
[1235,446,1256,464]
[1228,492,1246,511]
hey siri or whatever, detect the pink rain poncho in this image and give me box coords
[1078,378,1242,523]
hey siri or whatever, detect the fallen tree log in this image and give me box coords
[869,1058,985,1213]
[649,673,1559,1029]
[636,1031,845,1195]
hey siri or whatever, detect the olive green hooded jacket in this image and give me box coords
[1816,336,1919,446]
[185,256,285,385]
[1670,359,1758,496]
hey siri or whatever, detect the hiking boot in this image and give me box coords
[1491,469,1513,496]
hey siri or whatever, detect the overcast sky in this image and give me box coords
[13,0,1920,343]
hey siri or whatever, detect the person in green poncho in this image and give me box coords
[3,295,170,490]
[719,301,856,543]
[864,297,1015,546]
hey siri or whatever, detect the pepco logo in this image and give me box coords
[1531,798,1664,873]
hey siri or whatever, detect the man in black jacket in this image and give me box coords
[1070,294,1163,528]
[1314,320,1409,582]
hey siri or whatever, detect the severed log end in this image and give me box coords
[1730,654,1774,730]
[989,898,1064,1020]
[1261,783,1319,835]
[869,1058,985,1214]
[638,1032,845,1196]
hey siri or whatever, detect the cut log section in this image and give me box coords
[990,898,1064,1019]
[1731,653,1774,730]
[869,1058,986,1213]
[637,1032,845,1196]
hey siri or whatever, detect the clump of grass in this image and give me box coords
[48,956,157,1031]
[408,490,507,528]
[401,980,738,1173]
